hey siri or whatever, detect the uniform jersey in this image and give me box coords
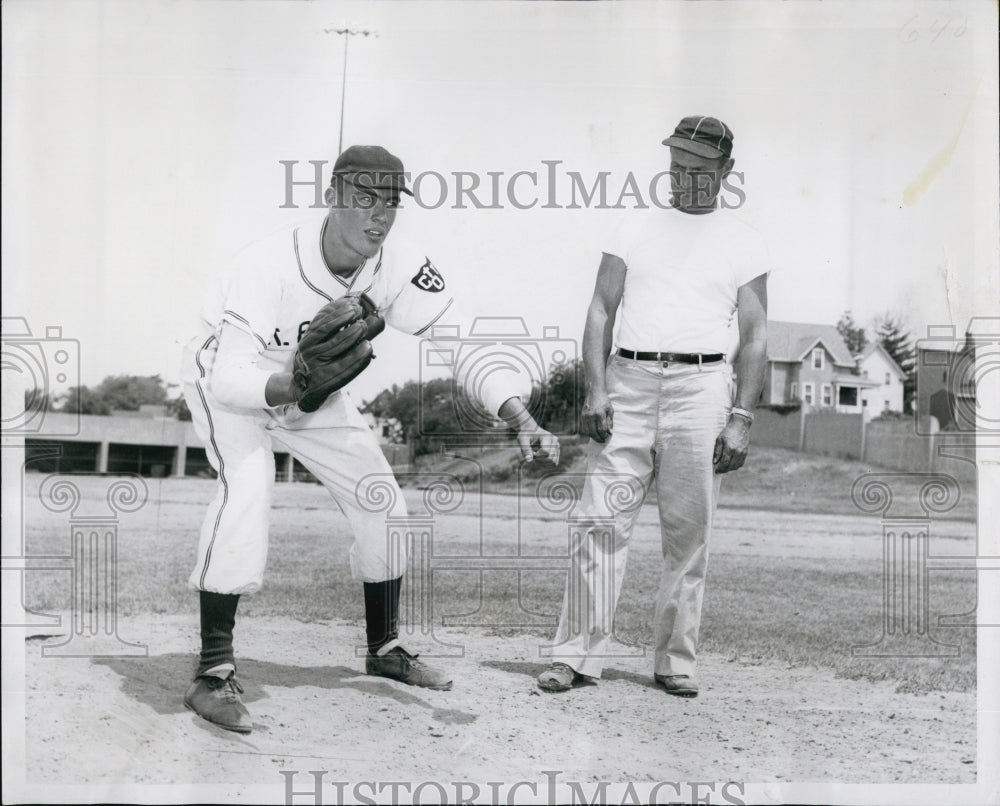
[200,213,455,374]
[190,210,519,416]
[606,206,771,355]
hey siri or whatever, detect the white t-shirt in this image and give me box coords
[606,206,771,355]
[194,211,520,415]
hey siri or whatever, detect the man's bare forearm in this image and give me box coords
[498,396,537,430]
[733,334,767,412]
[582,304,614,396]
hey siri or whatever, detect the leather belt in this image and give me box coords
[617,348,725,364]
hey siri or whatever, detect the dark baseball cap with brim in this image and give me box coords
[332,144,413,196]
[662,116,734,159]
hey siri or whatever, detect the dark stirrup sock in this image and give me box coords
[363,576,402,654]
[197,591,240,676]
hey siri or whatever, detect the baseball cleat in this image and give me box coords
[655,673,698,698]
[184,672,253,733]
[365,642,452,690]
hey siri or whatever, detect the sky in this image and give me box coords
[2,0,998,407]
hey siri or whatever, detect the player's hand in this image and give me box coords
[713,416,751,473]
[581,392,614,443]
[517,423,561,465]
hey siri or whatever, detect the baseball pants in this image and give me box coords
[181,340,407,595]
[550,354,732,679]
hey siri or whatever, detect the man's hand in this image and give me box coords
[497,397,560,464]
[713,416,751,473]
[581,392,614,443]
[516,422,561,465]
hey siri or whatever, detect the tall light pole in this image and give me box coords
[324,23,378,156]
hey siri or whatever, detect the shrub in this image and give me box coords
[758,402,801,415]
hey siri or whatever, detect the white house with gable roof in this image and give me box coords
[855,342,907,415]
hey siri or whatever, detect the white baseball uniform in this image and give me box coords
[181,210,521,594]
[550,205,771,679]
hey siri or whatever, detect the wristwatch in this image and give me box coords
[731,407,754,424]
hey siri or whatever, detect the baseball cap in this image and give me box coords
[662,116,734,159]
[331,144,413,196]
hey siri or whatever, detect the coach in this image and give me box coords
[538,116,771,697]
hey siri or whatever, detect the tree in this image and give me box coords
[873,313,916,412]
[57,375,171,416]
[538,358,585,435]
[166,394,192,421]
[836,310,868,356]
[93,374,168,411]
[362,378,496,455]
[60,385,111,415]
[23,388,54,416]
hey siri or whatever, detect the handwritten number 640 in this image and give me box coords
[899,15,968,44]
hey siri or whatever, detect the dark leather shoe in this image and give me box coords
[366,643,452,690]
[655,673,698,698]
[184,673,253,733]
[537,662,581,692]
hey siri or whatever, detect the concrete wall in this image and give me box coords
[863,419,976,481]
[749,410,977,481]
[803,410,864,459]
[22,412,414,477]
[33,411,196,444]
[753,407,803,450]
[862,419,931,472]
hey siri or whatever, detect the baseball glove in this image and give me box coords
[292,294,385,413]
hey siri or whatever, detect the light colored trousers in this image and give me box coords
[550,355,733,678]
[181,337,407,595]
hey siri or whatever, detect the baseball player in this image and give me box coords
[537,116,770,697]
[181,145,559,733]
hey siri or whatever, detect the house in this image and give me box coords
[914,329,978,431]
[761,321,882,415]
[856,342,907,414]
[360,410,405,445]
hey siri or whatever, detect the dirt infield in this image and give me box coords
[5,475,982,803]
[17,615,978,792]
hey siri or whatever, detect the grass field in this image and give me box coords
[21,444,979,696]
[415,442,980,521]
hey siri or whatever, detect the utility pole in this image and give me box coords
[323,23,379,156]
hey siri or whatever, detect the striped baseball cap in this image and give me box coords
[662,116,734,159]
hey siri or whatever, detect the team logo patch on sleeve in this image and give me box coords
[411,258,446,293]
